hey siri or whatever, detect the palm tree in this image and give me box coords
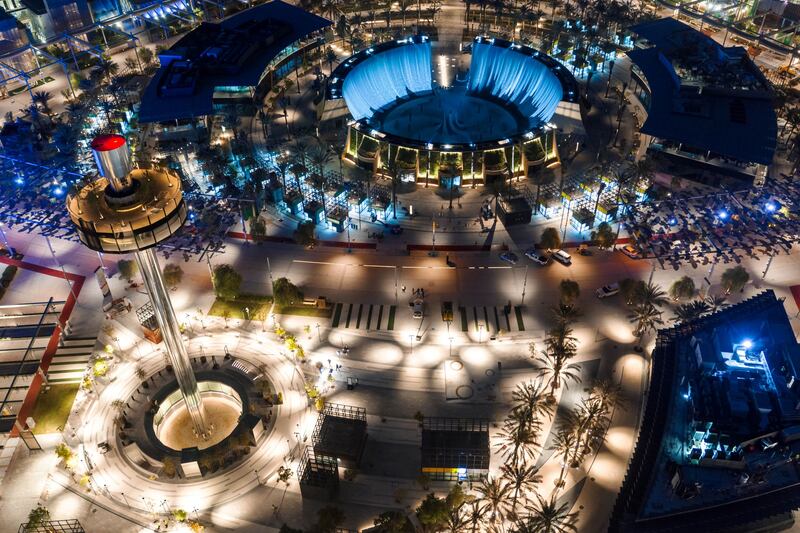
[569,397,610,466]
[589,379,625,414]
[496,409,541,465]
[550,302,581,327]
[124,56,139,74]
[476,476,511,524]
[523,494,579,533]
[309,144,333,220]
[638,280,669,309]
[536,323,581,400]
[628,302,663,349]
[536,350,581,401]
[275,156,291,192]
[501,461,542,512]
[668,276,696,301]
[704,294,727,313]
[465,498,488,533]
[93,57,119,86]
[31,90,52,115]
[292,139,310,173]
[550,422,578,489]
[511,380,554,422]
[673,300,710,324]
[721,265,750,295]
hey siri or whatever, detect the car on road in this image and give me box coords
[596,283,620,299]
[500,251,519,264]
[620,244,640,259]
[412,298,424,318]
[524,249,550,265]
[549,249,572,265]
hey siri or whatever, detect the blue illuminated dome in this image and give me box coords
[331,36,577,151]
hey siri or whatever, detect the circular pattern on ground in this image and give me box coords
[450,361,464,370]
[155,384,243,451]
[456,385,474,399]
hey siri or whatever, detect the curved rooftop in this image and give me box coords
[329,36,579,151]
[139,1,331,123]
[628,18,777,166]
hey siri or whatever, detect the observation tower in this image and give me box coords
[66,134,209,438]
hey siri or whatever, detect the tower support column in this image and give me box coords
[135,247,209,438]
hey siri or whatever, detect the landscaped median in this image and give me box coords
[208,264,332,319]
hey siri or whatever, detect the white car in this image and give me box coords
[549,249,572,266]
[412,298,424,318]
[596,283,620,299]
[525,249,550,265]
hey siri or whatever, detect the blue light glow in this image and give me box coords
[467,42,563,128]
[342,41,432,120]
[766,202,776,212]
[718,210,728,220]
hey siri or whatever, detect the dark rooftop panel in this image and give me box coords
[139,1,331,123]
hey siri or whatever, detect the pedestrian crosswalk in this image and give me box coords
[329,301,525,334]
[47,336,96,384]
[458,304,526,335]
[331,303,397,331]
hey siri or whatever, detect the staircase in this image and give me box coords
[47,337,96,385]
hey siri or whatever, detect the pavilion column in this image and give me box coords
[135,247,209,438]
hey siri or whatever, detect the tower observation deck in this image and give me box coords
[67,134,209,438]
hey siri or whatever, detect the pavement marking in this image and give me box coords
[292,260,341,266]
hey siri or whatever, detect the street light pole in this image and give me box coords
[521,265,528,306]
[762,252,775,279]
[0,222,14,256]
[266,257,274,294]
[430,216,437,256]
[44,235,77,302]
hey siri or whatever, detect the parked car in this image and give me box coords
[620,244,640,259]
[525,248,550,265]
[499,251,519,264]
[596,283,620,299]
[412,298,424,318]
[549,249,572,265]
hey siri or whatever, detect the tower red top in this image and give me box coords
[90,134,126,152]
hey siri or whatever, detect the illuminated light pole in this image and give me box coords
[66,134,209,438]
[0,222,14,256]
[521,265,528,306]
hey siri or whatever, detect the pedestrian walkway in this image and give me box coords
[458,304,526,334]
[331,302,397,331]
[0,437,19,488]
[47,336,96,384]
